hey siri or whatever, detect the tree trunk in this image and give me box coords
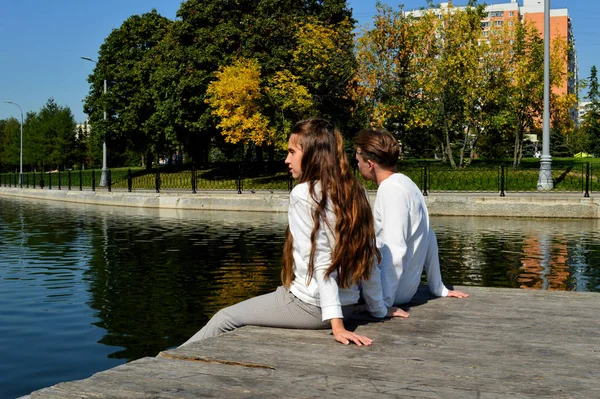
[145,151,153,171]
[459,125,471,168]
[444,118,457,168]
[469,134,479,164]
[513,121,521,169]
[440,140,447,162]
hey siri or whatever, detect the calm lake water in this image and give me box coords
[1,196,599,398]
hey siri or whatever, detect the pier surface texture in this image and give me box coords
[27,286,600,398]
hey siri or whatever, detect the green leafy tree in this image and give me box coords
[38,99,77,169]
[350,4,422,152]
[148,0,355,163]
[414,2,486,167]
[583,66,600,155]
[84,9,172,168]
[0,117,21,170]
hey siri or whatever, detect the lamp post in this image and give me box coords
[537,0,553,190]
[81,56,108,187]
[4,101,23,186]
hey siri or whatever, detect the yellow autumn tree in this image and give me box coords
[292,17,356,124]
[549,33,579,148]
[205,58,275,146]
[349,4,421,130]
[265,70,313,148]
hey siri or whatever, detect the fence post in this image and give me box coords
[237,163,242,194]
[68,170,71,190]
[92,170,96,191]
[128,168,132,192]
[48,172,52,190]
[288,171,293,192]
[79,168,83,191]
[58,170,61,190]
[584,162,590,198]
[107,169,112,192]
[40,172,44,189]
[191,164,196,194]
[155,167,160,193]
[26,173,29,189]
[33,172,36,189]
[499,164,506,197]
[422,163,429,196]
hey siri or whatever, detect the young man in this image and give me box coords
[355,128,468,310]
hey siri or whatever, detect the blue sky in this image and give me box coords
[0,0,596,123]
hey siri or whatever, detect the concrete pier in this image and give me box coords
[25,286,600,398]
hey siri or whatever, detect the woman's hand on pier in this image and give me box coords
[387,306,410,318]
[447,290,469,299]
[331,319,373,346]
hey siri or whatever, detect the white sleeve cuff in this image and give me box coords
[440,286,449,297]
[321,305,343,321]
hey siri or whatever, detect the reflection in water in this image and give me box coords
[1,198,600,399]
[433,216,600,292]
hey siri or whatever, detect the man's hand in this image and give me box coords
[387,306,410,318]
[331,318,373,346]
[447,290,469,299]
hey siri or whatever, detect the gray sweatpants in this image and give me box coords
[180,286,356,346]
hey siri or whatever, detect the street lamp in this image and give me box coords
[537,0,553,190]
[81,56,108,187]
[4,100,23,187]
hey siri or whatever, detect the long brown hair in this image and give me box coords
[281,118,380,289]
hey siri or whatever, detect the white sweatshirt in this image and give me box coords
[288,182,387,321]
[374,174,449,306]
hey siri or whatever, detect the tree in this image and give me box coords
[350,4,418,136]
[84,9,172,168]
[205,58,275,147]
[38,99,77,169]
[412,2,486,167]
[583,66,600,155]
[292,16,356,128]
[148,0,355,163]
[0,117,21,170]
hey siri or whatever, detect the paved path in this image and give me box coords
[26,286,600,398]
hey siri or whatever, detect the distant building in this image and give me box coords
[75,120,91,140]
[578,101,591,126]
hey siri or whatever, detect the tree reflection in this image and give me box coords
[84,212,285,361]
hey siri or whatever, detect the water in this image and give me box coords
[0,197,599,398]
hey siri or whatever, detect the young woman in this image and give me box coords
[180,118,388,347]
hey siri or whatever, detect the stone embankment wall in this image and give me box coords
[0,187,598,218]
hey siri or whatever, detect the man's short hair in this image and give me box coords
[355,128,399,169]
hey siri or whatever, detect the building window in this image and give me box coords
[481,21,490,28]
[508,21,513,26]
[509,11,514,17]
[488,11,504,18]
[495,20,504,26]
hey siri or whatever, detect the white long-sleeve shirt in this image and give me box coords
[374,173,449,306]
[288,182,387,321]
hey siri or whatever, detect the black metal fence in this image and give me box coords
[0,161,597,197]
